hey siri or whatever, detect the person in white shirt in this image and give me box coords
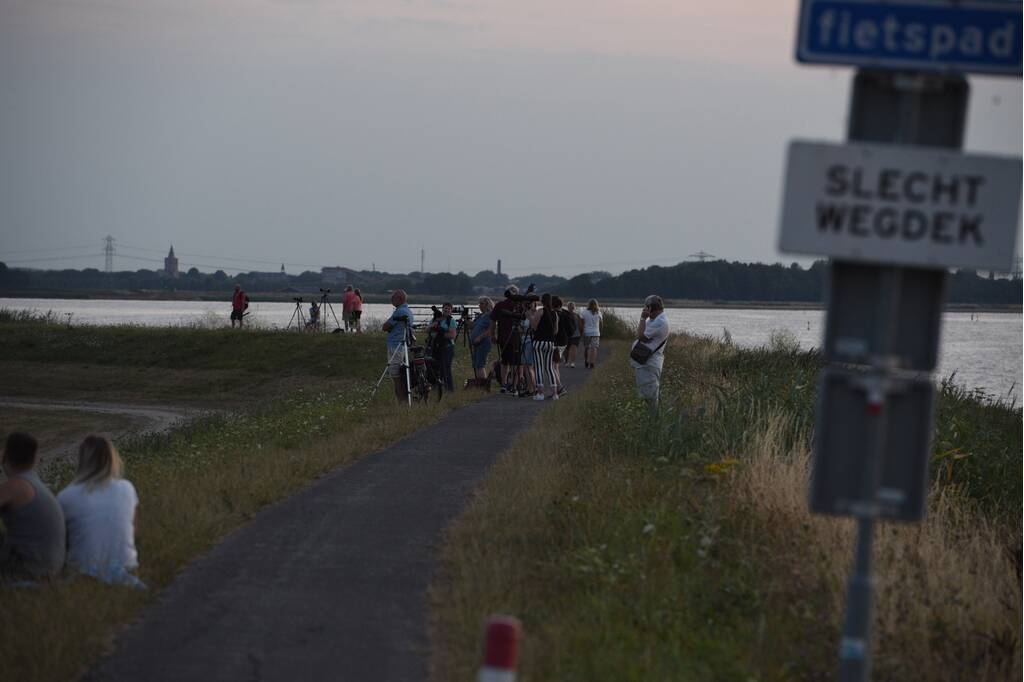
[580,299,603,369]
[58,435,144,588]
[629,295,670,409]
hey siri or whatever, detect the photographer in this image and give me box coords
[490,286,523,393]
[470,297,494,382]
[381,289,413,403]
[630,295,669,409]
[430,302,459,392]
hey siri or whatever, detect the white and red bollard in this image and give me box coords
[477,615,521,682]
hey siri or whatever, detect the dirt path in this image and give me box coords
[88,354,605,682]
[0,399,208,467]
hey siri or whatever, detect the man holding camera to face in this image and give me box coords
[630,295,669,410]
[381,289,413,403]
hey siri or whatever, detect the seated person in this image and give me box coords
[306,302,321,329]
[0,432,66,581]
[58,435,143,588]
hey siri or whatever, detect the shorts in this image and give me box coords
[567,336,581,347]
[583,336,600,349]
[386,343,406,378]
[230,309,244,321]
[500,340,521,366]
[349,310,362,322]
[472,341,491,370]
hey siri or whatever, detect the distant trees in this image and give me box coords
[0,259,1018,304]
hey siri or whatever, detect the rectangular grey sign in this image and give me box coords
[810,368,934,521]
[779,140,1022,270]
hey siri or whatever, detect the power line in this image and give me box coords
[0,243,99,256]
[3,253,101,265]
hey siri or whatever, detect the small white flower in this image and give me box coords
[642,523,655,535]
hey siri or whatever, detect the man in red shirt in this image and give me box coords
[490,285,522,391]
[231,284,249,328]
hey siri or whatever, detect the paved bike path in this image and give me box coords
[89,360,602,682]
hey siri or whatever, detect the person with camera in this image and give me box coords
[630,295,670,409]
[381,289,413,403]
[470,297,494,383]
[341,285,355,332]
[430,302,459,392]
[230,284,249,329]
[490,286,524,393]
[529,293,560,401]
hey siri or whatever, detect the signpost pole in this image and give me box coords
[832,70,968,681]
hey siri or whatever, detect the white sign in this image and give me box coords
[779,140,1022,270]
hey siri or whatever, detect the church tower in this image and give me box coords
[164,245,180,278]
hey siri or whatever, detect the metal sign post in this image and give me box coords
[782,4,1022,677]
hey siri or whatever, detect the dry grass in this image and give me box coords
[730,412,1022,681]
[430,335,1022,680]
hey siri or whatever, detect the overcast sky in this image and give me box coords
[1,0,1020,277]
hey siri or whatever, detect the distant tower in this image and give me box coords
[104,235,116,273]
[688,251,716,262]
[497,259,502,276]
[280,263,286,276]
[164,245,179,278]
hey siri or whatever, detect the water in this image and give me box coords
[3,297,1020,402]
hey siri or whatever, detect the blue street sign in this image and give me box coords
[797,0,1023,76]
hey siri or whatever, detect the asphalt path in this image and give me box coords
[89,353,604,682]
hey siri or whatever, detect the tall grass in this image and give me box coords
[430,335,1022,680]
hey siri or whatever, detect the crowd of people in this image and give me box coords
[0,433,142,588]
[381,285,671,408]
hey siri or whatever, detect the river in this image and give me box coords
[2,297,1020,403]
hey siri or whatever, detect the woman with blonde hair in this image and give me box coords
[58,435,143,587]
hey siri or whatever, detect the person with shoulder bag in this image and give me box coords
[629,295,669,409]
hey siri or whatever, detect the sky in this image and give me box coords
[0,0,1021,277]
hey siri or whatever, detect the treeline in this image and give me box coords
[1,260,1019,304]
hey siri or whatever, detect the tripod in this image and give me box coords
[317,290,343,333]
[370,320,414,407]
[286,299,307,330]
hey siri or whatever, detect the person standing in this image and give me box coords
[552,296,570,395]
[0,432,66,581]
[490,286,522,392]
[341,285,355,332]
[471,297,494,383]
[58,435,143,587]
[431,302,459,392]
[381,289,413,403]
[230,284,249,329]
[351,288,364,332]
[530,293,559,401]
[630,295,670,409]
[580,299,602,368]
[564,301,582,368]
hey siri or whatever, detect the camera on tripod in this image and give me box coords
[293,297,304,303]
[320,288,331,294]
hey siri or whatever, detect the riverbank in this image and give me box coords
[2,289,1020,313]
[429,337,1022,680]
[0,318,483,682]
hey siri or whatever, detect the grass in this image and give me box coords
[430,335,1022,680]
[0,316,486,682]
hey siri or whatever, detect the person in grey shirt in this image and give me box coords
[0,432,66,580]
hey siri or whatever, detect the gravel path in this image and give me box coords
[88,354,605,682]
[0,398,206,467]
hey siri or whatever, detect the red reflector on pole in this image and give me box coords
[478,615,521,682]
[866,401,883,416]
